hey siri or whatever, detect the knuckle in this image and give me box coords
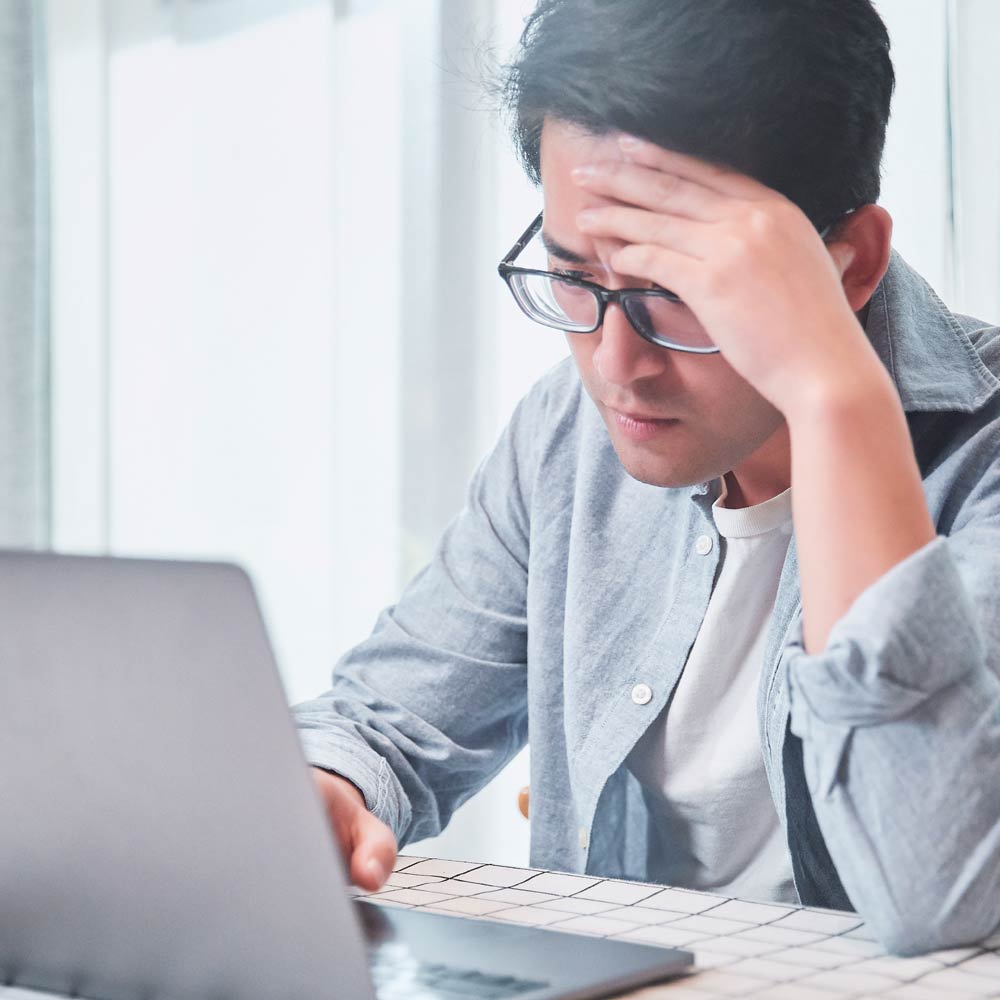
[747,208,777,239]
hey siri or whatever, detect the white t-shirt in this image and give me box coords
[626,477,798,903]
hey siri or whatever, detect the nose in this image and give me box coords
[591,302,670,387]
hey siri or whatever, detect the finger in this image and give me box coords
[572,160,729,223]
[578,206,713,261]
[610,243,702,303]
[311,769,356,852]
[618,135,767,200]
[349,809,398,891]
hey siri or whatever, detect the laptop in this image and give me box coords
[0,551,693,1000]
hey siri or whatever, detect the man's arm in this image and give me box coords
[294,383,544,865]
[783,472,1000,954]
[770,281,999,956]
[787,367,936,653]
[570,137,1000,952]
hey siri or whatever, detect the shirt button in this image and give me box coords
[695,534,714,555]
[579,827,589,850]
[631,683,653,705]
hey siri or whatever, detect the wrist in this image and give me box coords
[312,766,367,811]
[782,353,898,433]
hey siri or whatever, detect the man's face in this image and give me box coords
[539,119,787,488]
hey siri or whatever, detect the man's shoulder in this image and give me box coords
[509,356,591,454]
[497,356,626,506]
[516,355,583,418]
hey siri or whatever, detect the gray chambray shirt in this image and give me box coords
[294,249,1000,956]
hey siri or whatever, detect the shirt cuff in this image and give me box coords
[295,728,409,841]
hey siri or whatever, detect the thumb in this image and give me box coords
[350,809,398,892]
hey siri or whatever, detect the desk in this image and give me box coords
[363,855,1000,998]
[3,854,999,998]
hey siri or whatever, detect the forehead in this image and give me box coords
[539,119,630,182]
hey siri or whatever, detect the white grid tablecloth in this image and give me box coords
[2,854,997,998]
[355,855,1000,999]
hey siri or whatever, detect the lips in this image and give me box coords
[607,406,678,443]
[607,406,674,423]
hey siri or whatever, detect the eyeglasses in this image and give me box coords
[497,210,850,355]
[498,212,716,353]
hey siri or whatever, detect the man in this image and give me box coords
[294,0,1000,955]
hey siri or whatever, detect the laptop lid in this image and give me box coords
[0,551,374,1000]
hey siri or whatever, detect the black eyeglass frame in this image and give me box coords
[497,210,850,355]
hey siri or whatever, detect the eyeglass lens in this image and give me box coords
[509,272,599,331]
[622,295,712,350]
[509,271,713,351]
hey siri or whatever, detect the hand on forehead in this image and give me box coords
[539,120,768,270]
[541,121,630,187]
[539,122,643,270]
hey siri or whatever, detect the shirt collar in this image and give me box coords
[866,248,1000,414]
[690,248,1000,502]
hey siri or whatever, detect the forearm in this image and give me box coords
[786,362,935,653]
[294,600,529,847]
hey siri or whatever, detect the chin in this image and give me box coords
[614,447,714,490]
[624,467,706,489]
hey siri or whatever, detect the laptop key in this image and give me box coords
[371,952,548,1000]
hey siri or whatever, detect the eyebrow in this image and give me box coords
[541,231,592,266]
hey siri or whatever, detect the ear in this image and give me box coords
[826,204,893,313]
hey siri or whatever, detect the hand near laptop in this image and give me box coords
[311,767,398,891]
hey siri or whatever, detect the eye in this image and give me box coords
[553,268,591,281]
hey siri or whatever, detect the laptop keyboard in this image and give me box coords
[370,950,549,999]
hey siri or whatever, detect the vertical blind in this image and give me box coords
[0,0,49,548]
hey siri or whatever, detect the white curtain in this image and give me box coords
[947,0,1000,322]
[0,0,49,548]
[876,0,1000,319]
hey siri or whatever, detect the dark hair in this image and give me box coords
[501,0,895,230]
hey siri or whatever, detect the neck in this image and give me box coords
[723,422,792,508]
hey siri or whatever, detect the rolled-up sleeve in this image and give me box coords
[785,530,1000,955]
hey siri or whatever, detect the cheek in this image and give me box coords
[668,357,762,428]
[565,332,596,374]
[686,355,744,398]
[700,370,784,441]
